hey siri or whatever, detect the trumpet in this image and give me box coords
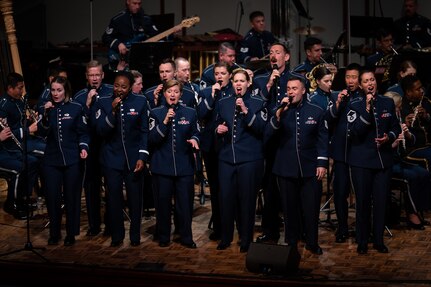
[0,118,23,150]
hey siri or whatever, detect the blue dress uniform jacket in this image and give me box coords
[393,13,431,48]
[95,92,150,170]
[237,29,276,63]
[215,92,267,164]
[326,89,361,162]
[36,86,51,115]
[309,87,331,111]
[199,63,216,90]
[196,84,232,153]
[149,104,200,176]
[253,69,293,110]
[74,84,114,121]
[38,101,89,166]
[266,100,329,177]
[347,94,400,169]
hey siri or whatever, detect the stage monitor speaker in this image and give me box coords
[245,243,300,275]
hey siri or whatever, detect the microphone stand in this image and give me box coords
[0,95,48,262]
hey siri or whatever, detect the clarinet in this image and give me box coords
[411,96,423,127]
[398,112,406,150]
[0,119,23,150]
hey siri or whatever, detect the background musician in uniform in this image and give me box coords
[200,42,237,90]
[95,71,149,247]
[265,76,328,255]
[102,0,158,70]
[393,0,431,49]
[326,63,362,243]
[149,79,200,248]
[215,69,267,253]
[74,60,113,237]
[39,76,89,246]
[348,69,400,254]
[196,62,233,241]
[293,37,324,75]
[308,64,334,110]
[0,72,45,218]
[386,60,418,97]
[237,11,276,64]
[174,57,199,107]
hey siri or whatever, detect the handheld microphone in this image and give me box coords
[169,104,176,122]
[272,64,279,87]
[235,91,242,112]
[90,86,98,103]
[214,80,223,91]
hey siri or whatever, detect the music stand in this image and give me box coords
[128,42,175,88]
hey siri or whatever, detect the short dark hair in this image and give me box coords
[304,37,322,51]
[270,42,290,54]
[115,70,135,87]
[6,72,24,88]
[400,74,421,93]
[249,11,264,22]
[374,28,392,41]
[345,62,362,73]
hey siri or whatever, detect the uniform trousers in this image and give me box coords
[103,166,143,243]
[152,174,194,244]
[276,175,321,246]
[43,162,83,238]
[218,159,263,248]
[333,160,352,236]
[350,166,391,246]
[202,150,221,235]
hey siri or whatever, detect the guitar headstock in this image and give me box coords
[180,16,200,28]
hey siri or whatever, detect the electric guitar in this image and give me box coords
[108,16,200,68]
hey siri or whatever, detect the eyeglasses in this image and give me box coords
[87,74,102,78]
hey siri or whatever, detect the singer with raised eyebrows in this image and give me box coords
[149,79,200,249]
[94,71,149,248]
[214,68,267,253]
[73,60,114,237]
[347,69,400,254]
[265,75,328,255]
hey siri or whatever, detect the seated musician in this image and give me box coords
[385,91,430,229]
[102,0,158,70]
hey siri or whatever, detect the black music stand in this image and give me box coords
[350,16,393,38]
[128,42,175,88]
[0,95,48,262]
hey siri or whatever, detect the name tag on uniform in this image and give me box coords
[178,117,190,125]
[305,116,317,125]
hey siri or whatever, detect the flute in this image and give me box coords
[0,119,23,150]
[411,96,423,127]
[398,112,406,150]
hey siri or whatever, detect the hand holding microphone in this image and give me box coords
[163,104,176,125]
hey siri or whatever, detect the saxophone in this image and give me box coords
[0,118,23,150]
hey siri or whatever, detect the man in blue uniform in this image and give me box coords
[237,11,276,64]
[102,0,158,70]
[265,76,328,255]
[293,37,323,75]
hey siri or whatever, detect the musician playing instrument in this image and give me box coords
[385,91,430,230]
[347,69,400,254]
[237,11,276,64]
[102,0,158,70]
[0,72,45,219]
[149,79,200,249]
[94,71,149,247]
[307,64,334,110]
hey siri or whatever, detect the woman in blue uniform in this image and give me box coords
[348,69,400,254]
[149,79,200,248]
[215,68,267,253]
[95,71,149,247]
[39,76,89,246]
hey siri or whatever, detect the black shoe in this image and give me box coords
[64,235,75,246]
[172,237,181,243]
[110,240,123,247]
[131,241,141,247]
[86,228,101,236]
[240,245,249,253]
[407,220,425,230]
[305,244,323,255]
[209,232,221,241]
[372,244,389,253]
[3,201,16,215]
[103,229,111,237]
[255,234,279,243]
[48,236,59,245]
[159,241,170,247]
[13,209,28,220]
[357,244,368,254]
[181,241,197,249]
[335,233,348,243]
[216,242,230,250]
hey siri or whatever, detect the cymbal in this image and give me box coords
[293,26,325,35]
[243,59,271,71]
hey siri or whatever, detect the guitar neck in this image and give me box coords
[144,26,179,43]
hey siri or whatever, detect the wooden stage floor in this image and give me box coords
[0,179,431,287]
